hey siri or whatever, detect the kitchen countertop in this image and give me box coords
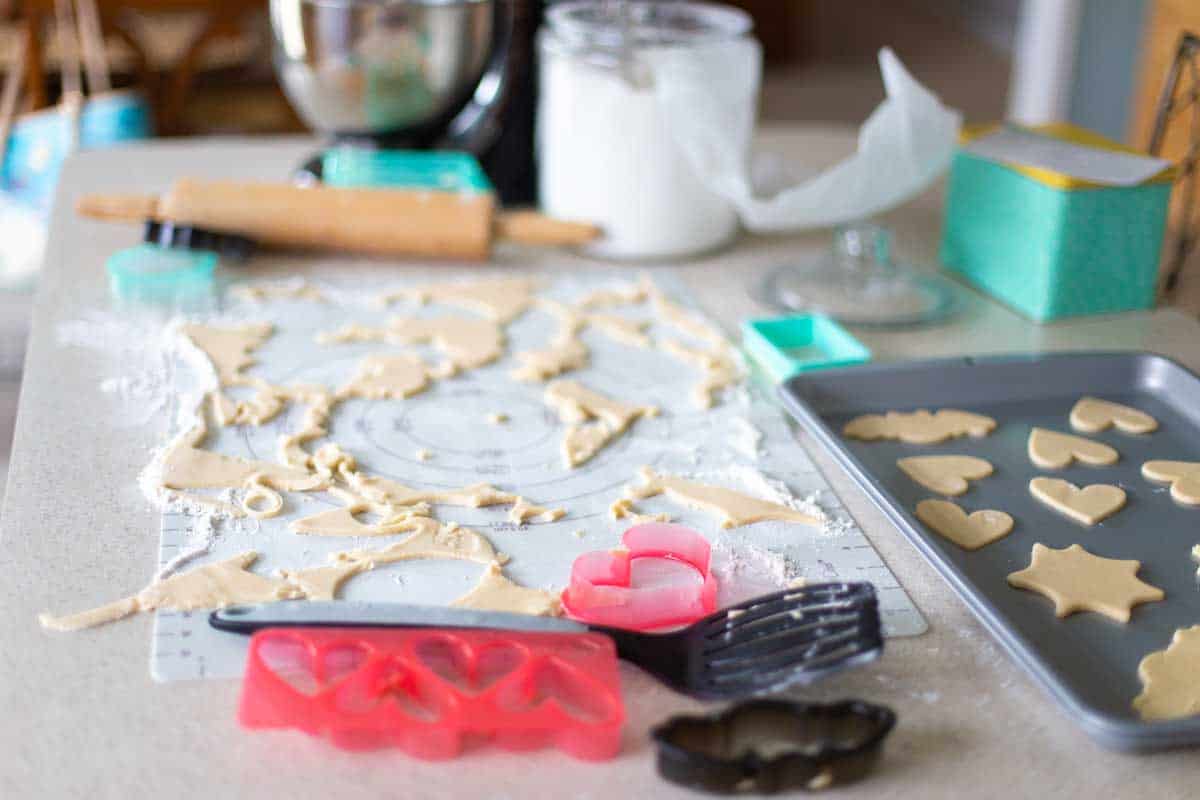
[3,126,1200,799]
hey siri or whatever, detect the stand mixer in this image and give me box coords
[270,0,539,202]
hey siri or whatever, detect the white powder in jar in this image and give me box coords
[536,2,754,260]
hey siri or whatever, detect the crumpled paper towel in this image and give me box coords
[650,45,962,231]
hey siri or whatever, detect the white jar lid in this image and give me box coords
[546,1,752,51]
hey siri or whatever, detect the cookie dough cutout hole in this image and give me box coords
[242,476,285,519]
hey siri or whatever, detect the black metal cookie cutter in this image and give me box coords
[651,699,896,794]
[143,220,256,261]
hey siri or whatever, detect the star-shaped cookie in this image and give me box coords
[1006,543,1164,623]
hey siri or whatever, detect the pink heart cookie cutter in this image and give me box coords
[561,523,718,631]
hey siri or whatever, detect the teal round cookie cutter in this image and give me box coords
[106,244,217,304]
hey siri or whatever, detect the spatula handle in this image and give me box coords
[209,601,590,635]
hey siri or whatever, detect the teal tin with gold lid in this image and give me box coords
[941,123,1175,322]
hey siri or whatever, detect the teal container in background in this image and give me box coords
[941,124,1174,322]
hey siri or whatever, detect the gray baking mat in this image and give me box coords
[150,271,925,681]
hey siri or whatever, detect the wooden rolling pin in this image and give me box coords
[77,179,601,260]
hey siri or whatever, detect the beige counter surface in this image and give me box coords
[2,127,1199,799]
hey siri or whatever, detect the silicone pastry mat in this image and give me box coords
[150,271,925,681]
[779,353,1200,751]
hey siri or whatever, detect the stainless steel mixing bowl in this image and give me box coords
[270,0,496,138]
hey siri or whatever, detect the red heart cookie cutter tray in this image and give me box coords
[239,627,625,760]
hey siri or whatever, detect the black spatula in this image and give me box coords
[210,582,883,700]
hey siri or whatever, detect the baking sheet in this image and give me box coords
[778,352,1200,751]
[150,271,926,682]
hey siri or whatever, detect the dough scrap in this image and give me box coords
[291,505,424,537]
[512,337,588,382]
[586,313,651,348]
[1070,396,1158,435]
[575,276,651,309]
[915,499,1012,550]
[1029,477,1126,525]
[335,354,432,400]
[625,466,822,529]
[318,316,503,373]
[333,518,498,567]
[387,316,504,371]
[659,339,740,410]
[277,561,366,601]
[211,387,286,427]
[383,277,539,322]
[276,386,337,468]
[650,289,728,348]
[1142,460,1200,506]
[342,469,557,516]
[160,424,323,517]
[38,552,306,631]
[843,409,997,444]
[180,322,273,385]
[233,282,326,304]
[450,561,562,616]
[511,299,588,382]
[897,455,993,496]
[509,498,566,524]
[544,379,658,467]
[1133,626,1200,721]
[1006,543,1163,623]
[1028,427,1119,469]
[609,498,672,525]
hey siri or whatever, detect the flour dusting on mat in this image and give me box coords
[45,271,925,680]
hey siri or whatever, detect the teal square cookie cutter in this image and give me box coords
[741,315,871,383]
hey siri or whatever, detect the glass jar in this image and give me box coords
[537,1,755,260]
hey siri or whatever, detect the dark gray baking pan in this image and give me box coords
[778,351,1200,751]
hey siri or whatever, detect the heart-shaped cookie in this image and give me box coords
[1028,427,1119,469]
[916,499,1013,550]
[1029,477,1126,525]
[1142,460,1200,506]
[897,455,993,496]
[561,523,718,630]
[1070,397,1158,435]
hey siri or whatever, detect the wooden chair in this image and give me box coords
[16,0,264,133]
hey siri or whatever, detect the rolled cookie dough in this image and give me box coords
[1133,626,1200,721]
[382,276,539,323]
[335,354,432,400]
[897,455,993,496]
[625,466,821,529]
[609,497,672,525]
[318,316,503,374]
[1142,460,1200,506]
[1029,477,1126,525]
[38,551,326,631]
[543,379,658,467]
[450,561,561,616]
[331,518,498,566]
[843,409,996,444]
[586,313,651,348]
[915,499,1013,550]
[180,322,273,385]
[1070,396,1158,435]
[658,339,740,410]
[1027,427,1119,469]
[1006,543,1163,623]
